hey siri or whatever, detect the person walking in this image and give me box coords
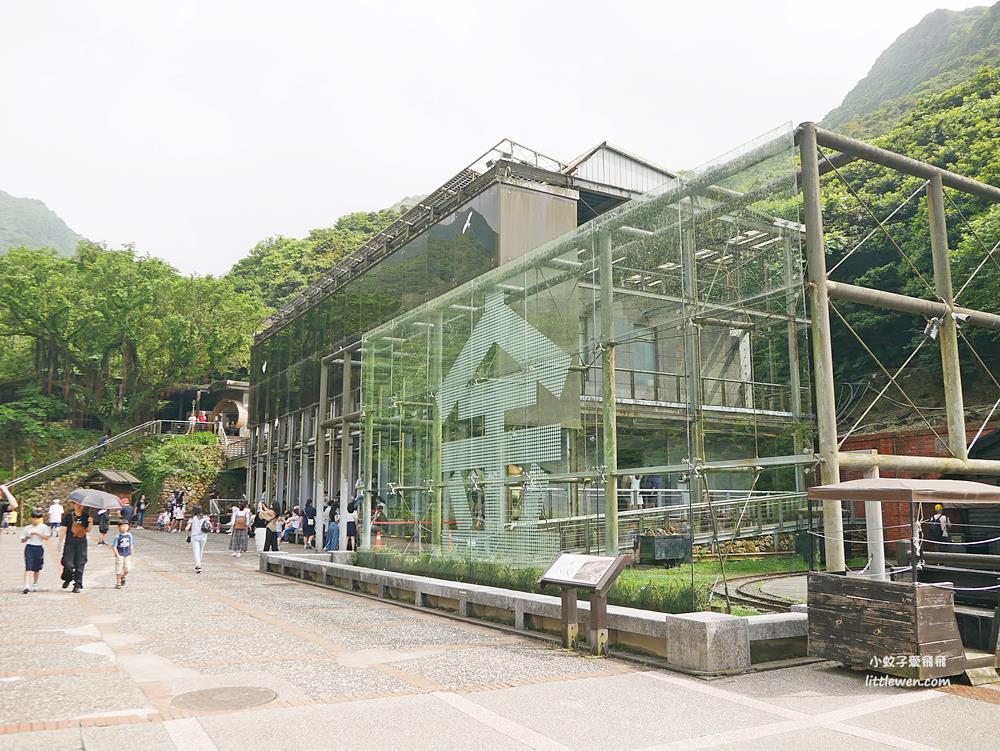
[252,502,271,554]
[135,495,148,529]
[229,501,251,558]
[346,500,358,551]
[61,503,90,593]
[263,505,280,552]
[120,498,135,527]
[323,507,341,552]
[96,508,110,545]
[21,509,51,593]
[186,412,197,434]
[302,499,317,550]
[172,493,185,533]
[185,506,211,574]
[47,499,64,539]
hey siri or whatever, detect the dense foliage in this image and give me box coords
[0,242,268,431]
[228,209,399,309]
[0,189,82,257]
[821,67,1000,387]
[823,3,999,134]
[134,432,222,501]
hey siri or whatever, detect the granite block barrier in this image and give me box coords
[260,552,807,673]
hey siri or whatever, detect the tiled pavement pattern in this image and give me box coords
[1,529,998,750]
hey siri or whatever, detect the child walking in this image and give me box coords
[21,509,51,593]
[111,520,135,589]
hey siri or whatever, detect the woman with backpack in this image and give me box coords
[185,505,212,573]
[229,501,251,558]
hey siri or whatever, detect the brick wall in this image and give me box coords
[838,424,998,542]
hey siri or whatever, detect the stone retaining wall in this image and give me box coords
[261,552,808,674]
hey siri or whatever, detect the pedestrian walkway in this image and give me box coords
[1,529,998,750]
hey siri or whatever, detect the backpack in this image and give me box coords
[201,518,213,534]
[234,513,247,530]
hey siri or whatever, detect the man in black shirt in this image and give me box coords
[61,503,91,593]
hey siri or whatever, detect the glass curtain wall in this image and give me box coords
[362,126,814,566]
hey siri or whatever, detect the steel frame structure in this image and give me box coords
[798,122,1000,571]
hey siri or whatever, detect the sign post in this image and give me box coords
[539,553,629,656]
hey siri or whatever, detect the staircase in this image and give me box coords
[4,419,215,495]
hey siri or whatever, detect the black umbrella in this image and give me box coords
[67,488,123,511]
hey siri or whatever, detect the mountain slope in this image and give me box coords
[823,3,999,135]
[0,190,82,255]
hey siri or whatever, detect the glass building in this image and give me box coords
[360,126,815,565]
[248,140,673,514]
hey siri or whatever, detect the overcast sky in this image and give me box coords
[0,0,984,275]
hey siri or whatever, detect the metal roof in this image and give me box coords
[83,469,142,486]
[807,478,1000,505]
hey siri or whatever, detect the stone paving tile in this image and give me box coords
[0,728,83,751]
[138,633,317,663]
[848,691,1000,750]
[0,672,149,725]
[386,644,608,688]
[198,693,533,751]
[339,621,501,649]
[711,727,892,751]
[82,722,175,751]
[196,659,415,698]
[468,672,790,751]
[711,661,909,715]
[0,643,115,673]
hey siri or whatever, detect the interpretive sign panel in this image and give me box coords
[539,553,628,595]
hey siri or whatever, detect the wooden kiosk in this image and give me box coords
[806,478,1000,681]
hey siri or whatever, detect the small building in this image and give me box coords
[81,469,141,501]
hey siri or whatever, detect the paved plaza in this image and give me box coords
[0,529,998,750]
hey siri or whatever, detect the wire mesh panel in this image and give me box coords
[362,125,815,567]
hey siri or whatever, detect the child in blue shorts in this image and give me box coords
[21,509,51,594]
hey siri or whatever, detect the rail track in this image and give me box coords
[710,570,807,612]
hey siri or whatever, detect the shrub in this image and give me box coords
[354,550,702,614]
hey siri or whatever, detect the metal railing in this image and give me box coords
[372,489,809,556]
[583,366,807,413]
[5,420,163,492]
[222,438,250,461]
[539,491,809,555]
[4,419,227,494]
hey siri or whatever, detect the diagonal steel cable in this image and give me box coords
[968,394,1000,453]
[955,236,1000,303]
[945,190,1000,303]
[838,336,928,448]
[828,180,929,276]
[819,147,937,296]
[830,302,953,456]
[955,324,1000,453]
[956,326,1000,392]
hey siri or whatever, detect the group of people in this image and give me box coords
[155,488,188,532]
[186,411,211,434]
[9,484,397,594]
[19,501,136,594]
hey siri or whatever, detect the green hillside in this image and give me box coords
[0,189,82,256]
[822,67,1000,409]
[823,3,1000,136]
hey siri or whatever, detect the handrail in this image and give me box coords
[6,420,162,490]
[5,418,227,493]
